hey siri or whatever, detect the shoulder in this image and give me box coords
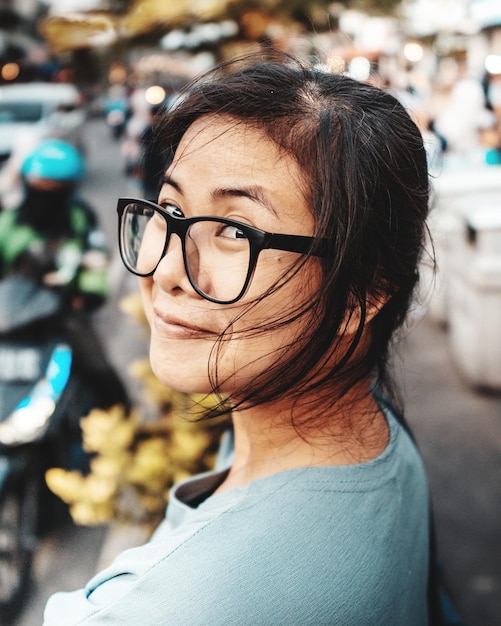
[68,200,108,250]
[44,444,429,625]
[43,400,429,625]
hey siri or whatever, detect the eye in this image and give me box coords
[161,202,184,218]
[217,223,247,239]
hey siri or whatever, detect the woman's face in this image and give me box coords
[139,115,320,396]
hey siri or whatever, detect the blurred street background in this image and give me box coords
[1,1,501,625]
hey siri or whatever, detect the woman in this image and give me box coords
[44,53,431,625]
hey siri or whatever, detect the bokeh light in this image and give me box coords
[348,56,371,81]
[1,63,20,81]
[403,42,424,63]
[485,54,501,75]
[145,85,166,106]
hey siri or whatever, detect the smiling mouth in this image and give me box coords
[152,314,217,339]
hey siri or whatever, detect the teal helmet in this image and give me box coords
[21,140,85,183]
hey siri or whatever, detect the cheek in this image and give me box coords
[249,254,320,315]
[225,261,321,357]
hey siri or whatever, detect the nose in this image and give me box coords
[152,232,194,296]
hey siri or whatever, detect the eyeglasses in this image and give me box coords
[117,197,327,304]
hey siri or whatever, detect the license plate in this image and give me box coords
[0,348,41,382]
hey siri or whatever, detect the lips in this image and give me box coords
[152,309,216,339]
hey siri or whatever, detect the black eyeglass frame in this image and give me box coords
[117,196,328,304]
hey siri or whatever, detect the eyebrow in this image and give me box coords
[161,174,278,216]
[162,174,181,193]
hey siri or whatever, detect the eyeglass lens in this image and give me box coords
[120,201,252,303]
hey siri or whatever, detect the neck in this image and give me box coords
[217,380,389,493]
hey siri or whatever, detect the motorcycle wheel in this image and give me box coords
[0,469,39,623]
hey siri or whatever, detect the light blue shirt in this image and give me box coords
[44,406,429,625]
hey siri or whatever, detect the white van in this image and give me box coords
[0,82,86,207]
[0,82,86,163]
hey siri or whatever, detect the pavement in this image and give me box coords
[397,313,501,626]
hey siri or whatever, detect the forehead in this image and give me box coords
[170,115,300,178]
[166,115,312,227]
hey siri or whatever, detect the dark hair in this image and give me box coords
[153,52,430,420]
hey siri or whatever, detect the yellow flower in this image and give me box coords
[81,406,137,454]
[90,453,131,480]
[70,500,114,526]
[45,468,85,503]
[127,437,174,492]
[84,473,117,504]
[170,428,211,464]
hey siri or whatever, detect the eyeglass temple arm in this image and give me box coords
[266,233,329,257]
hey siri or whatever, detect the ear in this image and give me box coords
[342,292,390,336]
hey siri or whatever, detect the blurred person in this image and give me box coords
[0,139,128,410]
[121,109,147,179]
[121,88,174,188]
[136,102,167,201]
[483,71,501,163]
[105,85,130,140]
[120,87,154,183]
[390,79,444,177]
[484,69,501,118]
[44,53,439,624]
[433,76,496,167]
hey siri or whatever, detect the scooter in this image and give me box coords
[0,275,97,622]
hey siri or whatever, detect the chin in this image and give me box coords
[149,347,213,396]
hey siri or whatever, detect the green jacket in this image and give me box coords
[0,200,109,308]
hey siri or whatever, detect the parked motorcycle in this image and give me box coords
[0,275,98,622]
